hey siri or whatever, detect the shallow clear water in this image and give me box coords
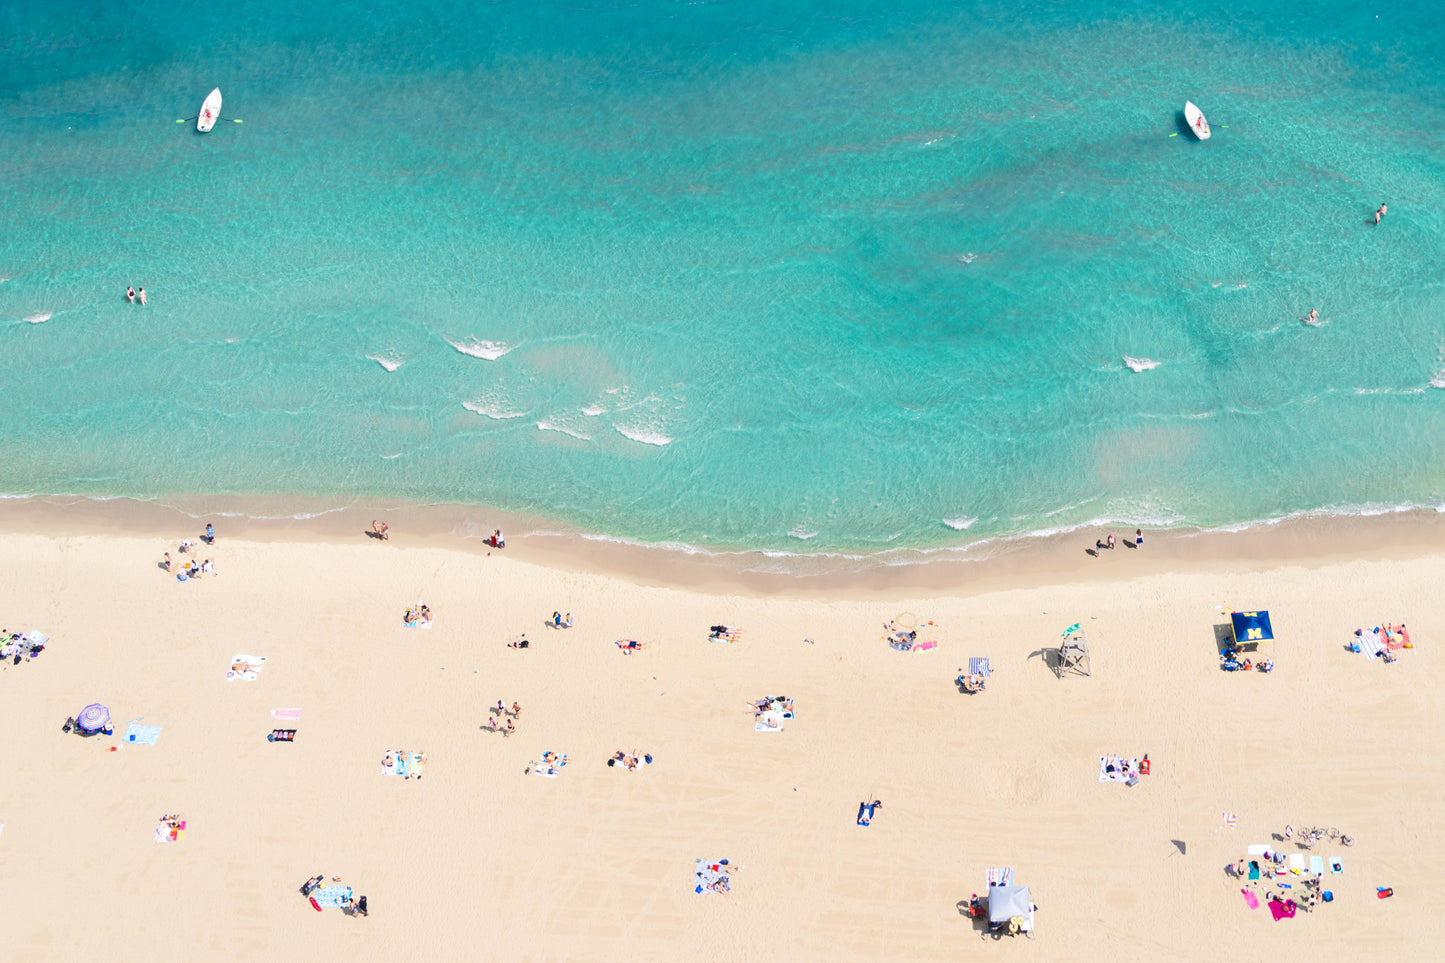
[3,0,1444,553]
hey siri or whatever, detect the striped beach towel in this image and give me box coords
[969,657,991,677]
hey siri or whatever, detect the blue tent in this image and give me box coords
[1230,611,1274,648]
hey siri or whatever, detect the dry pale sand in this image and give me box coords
[1,509,1441,962]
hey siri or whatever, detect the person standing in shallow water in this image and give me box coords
[1375,203,1387,225]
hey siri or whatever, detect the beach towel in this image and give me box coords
[969,657,991,678]
[1288,853,1306,874]
[22,630,49,646]
[1310,855,1325,876]
[913,639,937,651]
[313,886,352,908]
[694,859,731,895]
[1099,756,1138,783]
[755,711,784,732]
[1268,898,1297,921]
[1330,857,1342,874]
[125,721,162,745]
[1357,628,1385,661]
[1248,861,1260,880]
[1241,889,1259,909]
[153,818,186,843]
[986,867,1013,888]
[531,755,566,778]
[270,708,302,721]
[1247,844,1270,856]
[226,654,266,681]
[1384,625,1411,650]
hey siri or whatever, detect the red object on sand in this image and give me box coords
[1377,888,1394,899]
[1140,755,1150,775]
[310,897,322,912]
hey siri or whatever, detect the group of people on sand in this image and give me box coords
[403,603,432,627]
[299,874,368,917]
[125,286,147,305]
[488,700,521,737]
[163,525,216,580]
[608,750,652,770]
[1092,529,1143,555]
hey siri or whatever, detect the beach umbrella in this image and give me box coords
[77,703,110,732]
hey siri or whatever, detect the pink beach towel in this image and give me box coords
[1241,889,1259,910]
[914,640,937,651]
[1267,898,1297,921]
[270,708,302,721]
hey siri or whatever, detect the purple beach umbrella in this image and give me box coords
[77,703,110,732]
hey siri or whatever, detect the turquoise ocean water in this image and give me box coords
[3,0,1444,557]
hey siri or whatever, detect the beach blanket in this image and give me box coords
[1099,756,1139,783]
[1356,628,1385,660]
[1247,844,1270,856]
[1384,625,1411,650]
[1330,857,1342,874]
[913,639,937,651]
[694,859,731,895]
[532,752,567,777]
[969,657,991,677]
[270,708,302,721]
[1310,855,1325,876]
[124,721,162,745]
[313,886,353,908]
[226,654,266,681]
[1268,898,1297,921]
[1288,853,1306,874]
[1241,889,1259,909]
[755,711,785,732]
[1247,861,1260,880]
[153,818,186,843]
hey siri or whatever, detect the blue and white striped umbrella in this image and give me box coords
[77,703,110,732]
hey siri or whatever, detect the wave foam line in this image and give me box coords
[367,353,403,372]
[1123,356,1159,372]
[536,421,591,441]
[614,425,672,446]
[446,337,513,361]
[23,312,51,324]
[463,400,527,420]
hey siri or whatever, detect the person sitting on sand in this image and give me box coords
[508,635,529,649]
[372,520,389,540]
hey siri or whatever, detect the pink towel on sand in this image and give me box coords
[1268,898,1297,921]
[1241,890,1259,910]
[270,708,302,720]
[914,640,937,651]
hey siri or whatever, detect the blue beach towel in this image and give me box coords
[125,722,162,745]
[969,657,991,677]
[313,886,353,908]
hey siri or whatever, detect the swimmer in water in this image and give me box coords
[138,288,146,306]
[126,286,136,303]
[1307,309,1318,323]
[1375,203,1387,225]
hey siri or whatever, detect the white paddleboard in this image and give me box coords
[197,88,222,132]
[1184,100,1210,140]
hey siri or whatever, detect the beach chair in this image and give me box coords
[267,729,296,742]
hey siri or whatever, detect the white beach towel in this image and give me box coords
[531,765,560,778]
[755,711,785,732]
[1098,756,1138,782]
[226,654,266,681]
[1288,853,1306,874]
[1247,844,1270,856]
[1358,630,1385,660]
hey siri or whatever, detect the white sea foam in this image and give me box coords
[1123,356,1159,372]
[943,516,977,531]
[537,420,592,441]
[463,399,527,420]
[614,424,672,446]
[787,524,819,540]
[367,352,404,372]
[582,405,606,416]
[23,312,51,324]
[1430,371,1445,389]
[956,252,978,264]
[447,337,513,360]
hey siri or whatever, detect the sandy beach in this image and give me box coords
[2,502,1441,961]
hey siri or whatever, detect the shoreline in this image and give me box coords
[3,491,1443,597]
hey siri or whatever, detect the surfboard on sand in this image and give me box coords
[1184,100,1210,140]
[197,88,222,132]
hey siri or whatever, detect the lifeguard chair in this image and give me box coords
[1057,628,1091,679]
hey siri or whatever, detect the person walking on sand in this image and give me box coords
[1107,532,1116,550]
[511,702,521,719]
[163,551,172,572]
[504,719,515,738]
[138,288,146,306]
[1135,528,1143,548]
[488,715,497,731]
[1375,203,1387,225]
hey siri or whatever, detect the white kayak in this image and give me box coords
[1184,100,1210,140]
[197,88,222,132]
